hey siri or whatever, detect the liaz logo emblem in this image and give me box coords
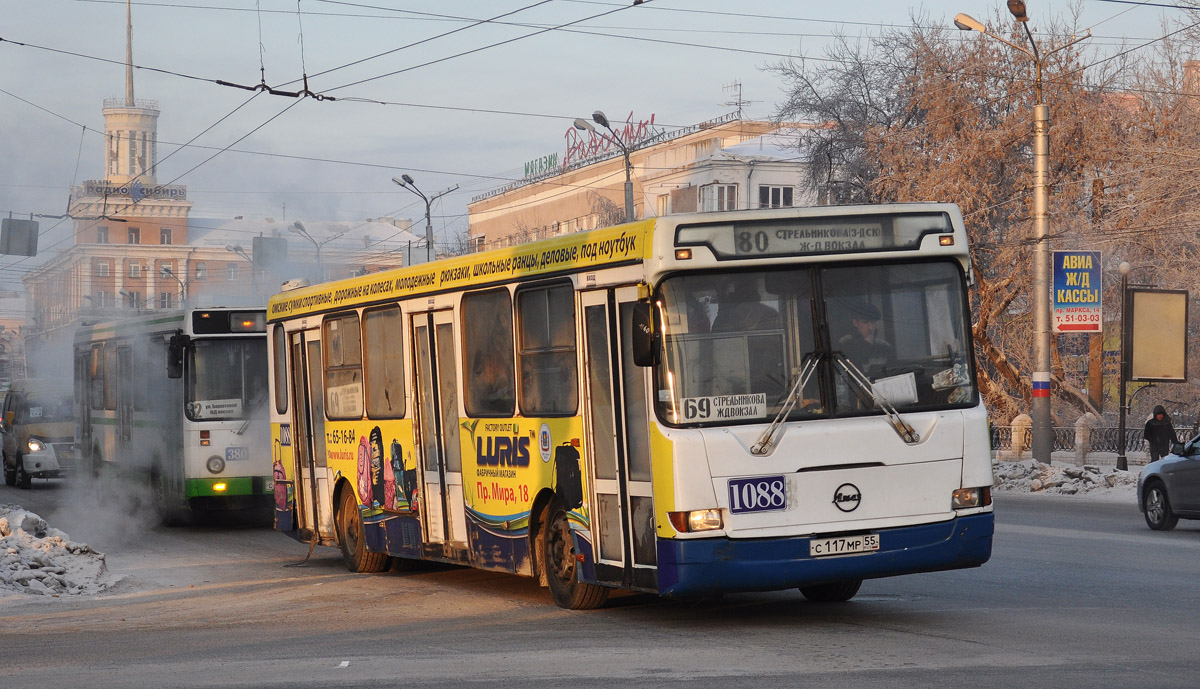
[832,483,862,512]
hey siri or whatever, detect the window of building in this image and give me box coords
[758,185,794,209]
[123,291,142,309]
[700,183,738,212]
[516,282,578,416]
[323,313,363,419]
[97,226,109,244]
[657,195,670,216]
[95,261,109,277]
[159,228,172,245]
[127,227,140,244]
[227,264,239,281]
[462,288,515,417]
[195,262,207,280]
[158,292,174,309]
[128,262,143,279]
[363,306,405,419]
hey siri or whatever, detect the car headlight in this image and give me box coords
[26,438,44,453]
[206,455,226,474]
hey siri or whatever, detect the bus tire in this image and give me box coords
[799,579,862,603]
[336,488,389,573]
[543,500,608,610]
[3,453,15,486]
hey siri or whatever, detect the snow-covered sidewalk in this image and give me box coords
[0,503,110,598]
[992,459,1138,501]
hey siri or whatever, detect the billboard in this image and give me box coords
[1128,288,1188,382]
[1052,250,1101,333]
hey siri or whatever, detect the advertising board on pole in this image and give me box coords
[1053,250,1101,333]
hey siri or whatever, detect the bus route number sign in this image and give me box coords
[728,475,787,514]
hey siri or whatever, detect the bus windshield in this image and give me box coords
[186,338,269,421]
[655,260,976,426]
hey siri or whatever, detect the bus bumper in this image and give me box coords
[185,476,274,510]
[655,512,993,598]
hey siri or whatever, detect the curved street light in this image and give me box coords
[574,109,635,223]
[290,221,343,281]
[392,175,457,263]
[954,3,1090,464]
[159,265,186,308]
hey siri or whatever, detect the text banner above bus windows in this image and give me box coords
[268,223,650,321]
[675,212,953,260]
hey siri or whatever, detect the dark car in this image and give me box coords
[1138,435,1200,530]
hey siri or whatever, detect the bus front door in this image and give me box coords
[581,287,657,592]
[289,329,335,544]
[412,310,469,556]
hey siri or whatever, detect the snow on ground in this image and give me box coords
[992,459,1139,500]
[0,503,109,597]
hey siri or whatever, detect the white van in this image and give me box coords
[1,379,75,489]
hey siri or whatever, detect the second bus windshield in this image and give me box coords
[187,339,268,421]
[656,261,976,426]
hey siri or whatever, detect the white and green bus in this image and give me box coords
[73,308,272,518]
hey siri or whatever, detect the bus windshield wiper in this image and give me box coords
[752,353,821,456]
[833,354,920,445]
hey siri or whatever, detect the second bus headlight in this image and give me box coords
[26,438,44,453]
[667,509,723,533]
[951,487,991,509]
[206,455,226,474]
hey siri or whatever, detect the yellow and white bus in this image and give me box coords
[267,204,993,608]
[74,308,273,520]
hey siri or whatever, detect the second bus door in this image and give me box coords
[289,329,335,544]
[580,287,658,591]
[411,311,469,553]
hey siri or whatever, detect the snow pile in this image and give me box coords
[0,504,109,597]
[993,460,1138,497]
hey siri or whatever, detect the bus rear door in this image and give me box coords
[412,310,469,556]
[581,287,657,592]
[289,329,335,544]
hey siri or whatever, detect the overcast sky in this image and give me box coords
[0,0,1189,293]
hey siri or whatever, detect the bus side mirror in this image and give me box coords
[631,301,659,367]
[167,333,190,379]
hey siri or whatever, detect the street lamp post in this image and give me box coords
[290,221,343,281]
[954,4,1089,464]
[574,110,635,223]
[160,265,186,307]
[392,175,458,264]
[225,244,258,301]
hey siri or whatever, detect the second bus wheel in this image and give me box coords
[543,501,608,610]
[336,488,389,573]
[799,579,862,603]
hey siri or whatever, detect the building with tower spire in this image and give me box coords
[20,1,415,373]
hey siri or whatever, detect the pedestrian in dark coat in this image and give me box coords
[1144,404,1176,463]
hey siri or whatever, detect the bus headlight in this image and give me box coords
[26,438,44,453]
[952,487,991,509]
[667,509,723,533]
[206,455,226,474]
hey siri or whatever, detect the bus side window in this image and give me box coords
[322,313,364,420]
[363,306,405,419]
[89,345,105,411]
[462,288,515,417]
[516,282,578,417]
[272,324,288,415]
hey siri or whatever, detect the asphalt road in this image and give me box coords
[0,479,1197,689]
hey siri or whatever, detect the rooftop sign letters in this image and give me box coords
[563,112,659,166]
[81,180,188,201]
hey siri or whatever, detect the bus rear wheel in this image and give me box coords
[336,488,389,573]
[543,501,608,610]
[799,579,862,603]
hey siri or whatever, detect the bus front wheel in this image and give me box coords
[543,501,608,610]
[799,579,862,603]
[336,488,389,573]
